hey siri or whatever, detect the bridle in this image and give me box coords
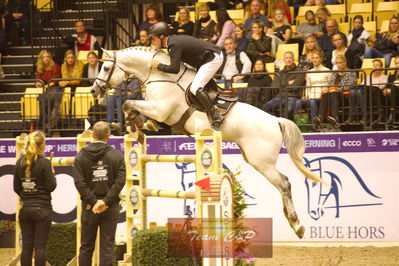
[93,51,130,95]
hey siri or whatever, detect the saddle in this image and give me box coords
[186,79,238,115]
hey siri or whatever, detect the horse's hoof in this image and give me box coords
[295,225,305,239]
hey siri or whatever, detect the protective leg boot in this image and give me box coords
[195,88,224,130]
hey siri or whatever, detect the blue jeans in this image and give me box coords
[294,98,320,121]
[349,87,366,117]
[364,46,392,68]
[262,97,297,118]
[106,94,125,125]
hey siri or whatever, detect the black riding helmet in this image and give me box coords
[149,22,169,37]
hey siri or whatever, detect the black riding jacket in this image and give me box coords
[157,34,222,74]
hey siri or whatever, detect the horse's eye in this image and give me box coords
[104,66,110,71]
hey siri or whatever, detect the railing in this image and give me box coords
[0,68,398,136]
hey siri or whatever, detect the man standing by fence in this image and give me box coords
[73,121,125,265]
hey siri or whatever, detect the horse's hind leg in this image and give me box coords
[263,167,305,239]
[277,171,305,239]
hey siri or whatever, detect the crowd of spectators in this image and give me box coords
[130,0,399,131]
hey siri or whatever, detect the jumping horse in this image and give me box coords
[91,47,325,238]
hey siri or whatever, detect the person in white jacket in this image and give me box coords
[295,51,331,124]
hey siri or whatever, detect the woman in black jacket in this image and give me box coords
[81,51,103,87]
[14,131,57,266]
[239,59,272,108]
[324,33,358,70]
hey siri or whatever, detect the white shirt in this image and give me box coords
[222,50,252,80]
[306,65,332,99]
[363,74,388,90]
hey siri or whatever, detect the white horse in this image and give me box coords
[91,47,324,238]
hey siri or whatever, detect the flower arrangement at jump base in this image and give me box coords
[0,220,15,234]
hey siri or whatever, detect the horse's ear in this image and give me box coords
[102,48,113,58]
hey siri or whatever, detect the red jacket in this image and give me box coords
[36,64,61,84]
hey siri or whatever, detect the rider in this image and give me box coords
[149,22,225,130]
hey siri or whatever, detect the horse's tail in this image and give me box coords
[278,118,326,184]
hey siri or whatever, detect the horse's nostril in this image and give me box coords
[90,89,96,95]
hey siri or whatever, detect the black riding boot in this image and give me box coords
[195,88,224,130]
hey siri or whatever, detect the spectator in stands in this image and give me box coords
[288,0,307,17]
[35,50,61,130]
[261,51,304,118]
[245,21,273,63]
[318,18,347,54]
[268,8,292,43]
[136,29,150,46]
[5,0,30,46]
[364,16,399,68]
[324,33,357,69]
[295,11,322,40]
[386,56,399,123]
[244,0,272,38]
[348,15,373,56]
[170,7,194,36]
[240,59,272,108]
[212,8,236,47]
[299,35,320,70]
[215,0,244,10]
[217,37,252,85]
[364,59,388,123]
[296,51,330,125]
[65,20,102,59]
[305,0,332,7]
[106,77,142,130]
[81,52,102,87]
[193,3,216,41]
[315,7,330,35]
[135,4,163,43]
[234,24,249,51]
[272,0,292,23]
[320,55,361,124]
[59,50,84,96]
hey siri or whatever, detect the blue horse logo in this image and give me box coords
[304,156,382,221]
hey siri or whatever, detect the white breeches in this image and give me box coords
[190,52,223,94]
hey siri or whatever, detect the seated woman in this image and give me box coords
[324,33,357,70]
[364,16,399,68]
[296,51,331,126]
[35,50,61,130]
[135,4,162,44]
[59,50,84,100]
[170,7,194,36]
[212,8,236,47]
[81,51,102,87]
[238,59,272,108]
[298,35,320,71]
[245,21,274,63]
[193,3,216,41]
[267,8,292,43]
[324,55,358,124]
[234,24,250,51]
[363,59,389,123]
[347,15,374,60]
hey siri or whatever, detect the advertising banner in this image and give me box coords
[0,132,398,242]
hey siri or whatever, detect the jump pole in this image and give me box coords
[121,129,234,266]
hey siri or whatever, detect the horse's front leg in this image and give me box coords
[122,99,172,132]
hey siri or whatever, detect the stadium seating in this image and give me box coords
[374,1,399,32]
[327,4,346,23]
[72,87,95,118]
[348,3,372,28]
